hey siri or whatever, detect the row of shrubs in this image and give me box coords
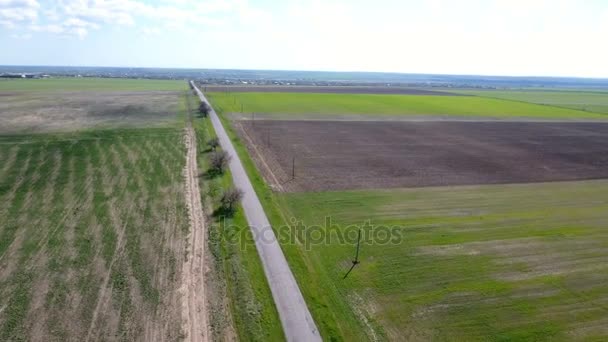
[206,138,243,215]
[191,87,244,215]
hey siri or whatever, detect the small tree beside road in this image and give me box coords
[199,102,211,117]
[209,150,230,174]
[207,138,220,151]
[220,187,244,212]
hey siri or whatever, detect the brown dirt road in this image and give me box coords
[181,123,210,342]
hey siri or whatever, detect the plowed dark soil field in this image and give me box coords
[236,120,608,191]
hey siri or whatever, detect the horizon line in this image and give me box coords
[2,64,608,81]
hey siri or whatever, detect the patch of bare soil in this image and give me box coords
[232,121,289,192]
[0,91,179,133]
[181,125,210,342]
[238,120,608,191]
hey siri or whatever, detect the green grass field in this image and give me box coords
[0,77,185,92]
[453,90,608,115]
[275,181,608,341]
[207,92,608,119]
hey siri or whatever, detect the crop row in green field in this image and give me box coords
[0,77,186,92]
[0,127,188,341]
[207,92,608,119]
[453,89,608,115]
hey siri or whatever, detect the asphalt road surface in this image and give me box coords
[190,81,321,342]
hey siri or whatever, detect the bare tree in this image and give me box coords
[209,150,231,173]
[207,137,220,151]
[221,187,244,211]
[199,102,211,117]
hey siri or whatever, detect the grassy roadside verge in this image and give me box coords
[209,93,369,340]
[185,91,284,341]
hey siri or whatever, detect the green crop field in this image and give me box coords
[273,180,608,341]
[0,128,189,340]
[453,90,608,115]
[0,79,191,341]
[206,92,608,119]
[0,77,185,92]
[0,79,285,341]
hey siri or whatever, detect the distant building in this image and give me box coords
[0,73,47,79]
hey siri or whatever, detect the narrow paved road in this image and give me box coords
[190,81,321,342]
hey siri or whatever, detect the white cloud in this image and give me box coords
[30,23,63,34]
[55,0,251,28]
[141,27,160,35]
[0,0,39,7]
[0,18,15,27]
[60,0,136,26]
[29,16,99,38]
[10,0,269,39]
[10,32,31,39]
[64,17,99,29]
[0,0,39,26]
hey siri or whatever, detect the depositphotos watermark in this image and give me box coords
[219,216,403,251]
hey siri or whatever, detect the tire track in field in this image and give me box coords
[0,145,19,179]
[26,151,94,271]
[19,144,49,218]
[82,140,133,341]
[0,145,45,278]
[84,192,135,342]
[0,148,33,262]
[152,139,177,182]
[42,151,63,213]
[181,123,210,342]
[137,135,183,341]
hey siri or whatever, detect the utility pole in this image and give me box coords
[353,229,361,265]
[343,229,362,279]
[292,156,295,180]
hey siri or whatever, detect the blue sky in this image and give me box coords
[1,0,607,77]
